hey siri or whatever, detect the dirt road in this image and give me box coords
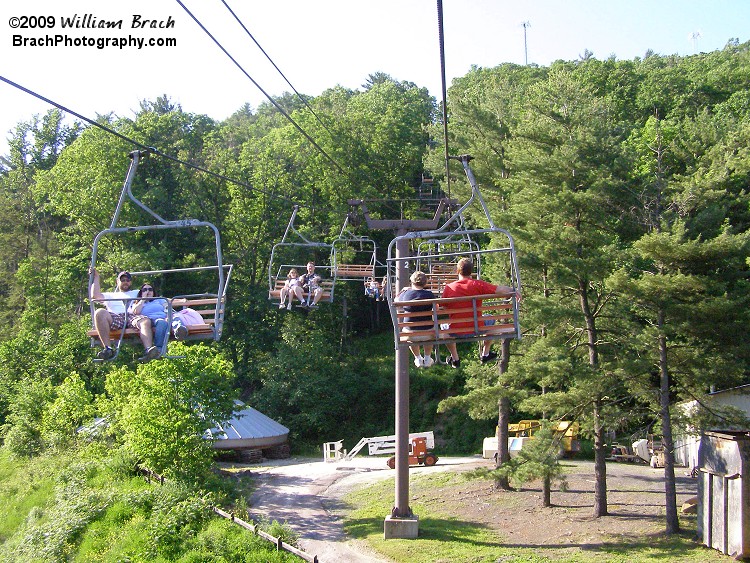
[242,455,700,563]
[246,455,479,563]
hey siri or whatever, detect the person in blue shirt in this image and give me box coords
[398,271,436,368]
[128,283,188,361]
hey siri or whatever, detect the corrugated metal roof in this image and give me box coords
[207,400,289,449]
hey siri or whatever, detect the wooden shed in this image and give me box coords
[676,384,750,471]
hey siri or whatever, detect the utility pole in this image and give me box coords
[689,31,702,54]
[349,198,450,539]
[522,21,531,65]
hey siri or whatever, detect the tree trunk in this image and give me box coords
[494,339,512,490]
[652,114,678,533]
[593,397,608,517]
[580,279,608,518]
[340,295,347,354]
[542,474,551,507]
[494,395,511,490]
[658,308,680,533]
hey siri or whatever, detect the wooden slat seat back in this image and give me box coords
[334,264,375,278]
[423,273,451,297]
[392,293,518,346]
[87,297,224,341]
[268,278,334,302]
[422,269,476,298]
[429,262,458,275]
[175,297,223,339]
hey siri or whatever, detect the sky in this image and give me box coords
[1,0,749,158]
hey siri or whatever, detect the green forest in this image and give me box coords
[0,39,749,559]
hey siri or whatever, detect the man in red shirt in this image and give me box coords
[443,258,518,368]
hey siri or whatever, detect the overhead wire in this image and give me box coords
[218,0,337,140]
[175,0,349,179]
[437,0,451,201]
[0,74,298,207]
[3,1,428,213]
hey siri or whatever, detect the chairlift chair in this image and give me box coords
[386,155,522,352]
[87,150,233,362]
[330,215,378,282]
[415,220,482,297]
[268,205,335,306]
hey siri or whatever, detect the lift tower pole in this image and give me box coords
[349,199,450,538]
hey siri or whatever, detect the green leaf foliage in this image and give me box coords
[104,344,236,481]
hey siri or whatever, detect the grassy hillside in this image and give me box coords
[0,447,300,562]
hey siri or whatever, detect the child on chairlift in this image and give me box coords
[364,276,381,300]
[279,268,302,310]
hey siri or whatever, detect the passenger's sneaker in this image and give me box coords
[96,346,115,361]
[278,302,286,309]
[139,346,161,363]
[448,357,461,369]
[480,351,498,363]
[422,356,434,368]
[414,356,424,368]
[174,325,189,341]
[287,303,293,310]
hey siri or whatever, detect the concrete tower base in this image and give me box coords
[383,514,419,539]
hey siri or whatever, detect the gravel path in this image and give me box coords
[247,455,481,563]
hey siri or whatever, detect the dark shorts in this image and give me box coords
[110,313,148,330]
[450,317,496,338]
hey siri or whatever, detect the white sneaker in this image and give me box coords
[279,302,286,309]
[287,302,293,310]
[414,356,424,368]
[422,356,434,368]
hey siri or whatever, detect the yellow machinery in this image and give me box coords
[483,420,581,459]
[511,420,581,456]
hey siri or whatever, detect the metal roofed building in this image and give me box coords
[206,400,289,451]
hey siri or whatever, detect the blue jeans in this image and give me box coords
[450,317,496,338]
[153,318,169,348]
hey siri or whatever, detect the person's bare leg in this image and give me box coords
[293,286,304,303]
[446,342,459,361]
[136,318,154,350]
[93,308,113,348]
[312,287,323,305]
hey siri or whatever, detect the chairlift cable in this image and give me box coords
[219,0,338,140]
[175,0,349,179]
[0,74,300,208]
[437,0,451,202]
[0,75,149,151]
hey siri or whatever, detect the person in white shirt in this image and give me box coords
[89,268,159,362]
[299,261,324,308]
[279,268,302,310]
